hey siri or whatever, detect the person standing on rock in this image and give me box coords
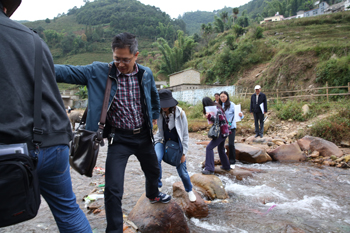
[219,91,244,169]
[154,89,196,202]
[0,0,92,232]
[250,85,267,138]
[55,32,171,233]
[201,97,231,175]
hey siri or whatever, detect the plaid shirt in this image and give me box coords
[107,64,144,129]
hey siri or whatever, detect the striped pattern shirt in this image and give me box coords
[107,65,144,129]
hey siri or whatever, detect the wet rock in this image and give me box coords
[235,143,272,163]
[172,182,208,218]
[214,165,253,180]
[268,142,306,162]
[190,173,228,200]
[128,193,190,233]
[298,136,343,158]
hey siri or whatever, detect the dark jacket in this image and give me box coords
[250,92,267,114]
[54,62,160,138]
[0,11,72,150]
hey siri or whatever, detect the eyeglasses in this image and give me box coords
[113,57,133,64]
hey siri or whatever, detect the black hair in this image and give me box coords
[219,91,231,111]
[202,97,220,115]
[214,93,220,96]
[111,32,138,55]
[160,107,175,115]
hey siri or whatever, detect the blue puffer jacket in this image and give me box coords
[55,62,160,135]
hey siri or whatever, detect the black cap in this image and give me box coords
[158,89,178,108]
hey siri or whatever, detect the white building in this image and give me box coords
[345,0,350,11]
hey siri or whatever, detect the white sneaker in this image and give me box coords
[230,164,236,169]
[188,191,196,202]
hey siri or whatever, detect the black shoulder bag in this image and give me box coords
[69,65,112,177]
[0,31,42,227]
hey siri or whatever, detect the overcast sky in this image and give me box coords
[11,0,251,21]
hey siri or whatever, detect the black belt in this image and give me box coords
[113,126,143,135]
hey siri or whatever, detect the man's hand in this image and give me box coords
[238,112,243,117]
[152,119,157,126]
[181,154,186,163]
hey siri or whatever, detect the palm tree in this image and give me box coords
[232,7,239,24]
[220,11,228,24]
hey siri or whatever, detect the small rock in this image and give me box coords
[309,151,319,158]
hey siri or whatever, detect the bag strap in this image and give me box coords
[32,31,43,149]
[96,64,113,143]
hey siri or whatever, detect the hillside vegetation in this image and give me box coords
[186,11,350,91]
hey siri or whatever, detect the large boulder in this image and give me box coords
[128,193,189,233]
[190,173,228,200]
[235,143,272,163]
[268,142,306,162]
[213,166,253,180]
[172,182,208,218]
[297,136,343,157]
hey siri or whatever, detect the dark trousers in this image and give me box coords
[228,128,236,164]
[205,134,230,171]
[253,112,264,136]
[105,129,159,233]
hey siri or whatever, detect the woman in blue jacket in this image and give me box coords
[219,91,244,169]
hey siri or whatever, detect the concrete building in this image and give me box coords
[155,81,167,90]
[169,68,200,87]
[260,14,284,24]
[345,0,350,11]
[296,11,305,18]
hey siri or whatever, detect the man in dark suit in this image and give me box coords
[250,85,267,138]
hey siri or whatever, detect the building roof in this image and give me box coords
[168,68,199,77]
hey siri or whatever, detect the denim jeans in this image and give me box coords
[29,145,92,233]
[155,142,193,192]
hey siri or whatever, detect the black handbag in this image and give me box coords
[69,66,112,177]
[164,140,183,167]
[208,115,220,139]
[0,153,41,227]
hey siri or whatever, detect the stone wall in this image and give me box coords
[172,86,236,105]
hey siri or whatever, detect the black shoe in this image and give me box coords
[260,135,263,138]
[220,166,232,171]
[149,192,171,204]
[254,134,259,138]
[201,169,214,175]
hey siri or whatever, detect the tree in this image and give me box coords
[45,18,50,23]
[154,30,196,77]
[214,16,225,33]
[220,11,228,24]
[232,7,239,23]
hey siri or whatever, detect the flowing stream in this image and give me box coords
[2,135,350,233]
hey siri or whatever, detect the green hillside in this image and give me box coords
[185,11,350,91]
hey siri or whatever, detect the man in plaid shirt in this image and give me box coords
[55,32,171,233]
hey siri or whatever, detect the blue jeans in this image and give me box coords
[155,142,193,192]
[29,145,91,233]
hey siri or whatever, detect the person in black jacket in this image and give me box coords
[250,85,267,138]
[0,1,91,232]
